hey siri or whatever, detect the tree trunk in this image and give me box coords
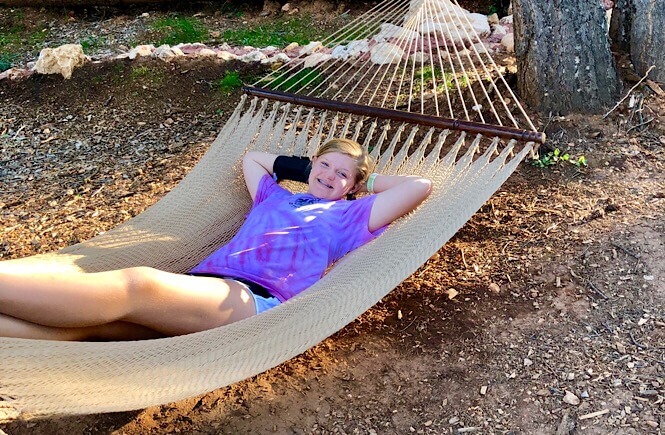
[630,0,665,82]
[609,0,634,51]
[512,0,622,114]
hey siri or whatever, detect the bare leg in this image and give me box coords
[0,267,257,337]
[0,313,164,341]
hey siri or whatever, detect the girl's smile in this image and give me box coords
[307,152,358,200]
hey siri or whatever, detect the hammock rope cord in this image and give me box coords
[0,0,545,421]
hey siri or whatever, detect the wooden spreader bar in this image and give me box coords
[243,86,546,144]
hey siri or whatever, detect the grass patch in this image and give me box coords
[259,67,324,92]
[0,53,14,72]
[216,70,243,94]
[129,65,165,86]
[151,16,209,46]
[221,16,325,48]
[415,65,468,94]
[0,9,49,69]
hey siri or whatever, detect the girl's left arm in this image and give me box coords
[364,174,432,232]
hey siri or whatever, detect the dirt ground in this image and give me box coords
[1,1,665,434]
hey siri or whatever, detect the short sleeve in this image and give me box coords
[335,195,387,259]
[254,174,288,205]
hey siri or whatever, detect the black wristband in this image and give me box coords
[273,155,311,183]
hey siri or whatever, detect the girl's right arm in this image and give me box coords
[242,151,278,201]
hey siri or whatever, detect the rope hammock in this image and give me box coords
[0,0,545,421]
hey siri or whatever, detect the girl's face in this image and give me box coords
[307,152,358,200]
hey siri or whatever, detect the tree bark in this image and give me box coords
[609,0,634,51]
[512,0,622,114]
[630,0,665,82]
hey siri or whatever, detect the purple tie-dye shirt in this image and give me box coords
[190,175,385,301]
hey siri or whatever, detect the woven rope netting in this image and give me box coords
[0,0,543,421]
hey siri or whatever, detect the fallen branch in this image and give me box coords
[603,65,656,119]
[626,117,655,133]
[579,409,610,420]
[646,79,665,97]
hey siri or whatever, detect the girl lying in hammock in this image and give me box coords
[0,138,432,341]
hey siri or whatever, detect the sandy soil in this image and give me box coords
[1,1,664,434]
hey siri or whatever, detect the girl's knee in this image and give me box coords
[121,266,161,295]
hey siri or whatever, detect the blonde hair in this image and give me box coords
[315,138,372,184]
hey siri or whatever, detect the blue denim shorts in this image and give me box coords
[249,289,281,314]
[190,273,281,315]
[228,278,280,314]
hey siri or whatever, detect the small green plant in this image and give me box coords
[532,148,588,168]
[152,16,209,46]
[80,35,103,51]
[216,70,243,94]
[571,155,588,167]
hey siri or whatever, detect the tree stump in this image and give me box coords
[512,0,621,114]
[630,0,665,82]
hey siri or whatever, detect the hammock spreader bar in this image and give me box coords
[243,86,546,144]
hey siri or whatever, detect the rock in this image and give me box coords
[34,44,88,79]
[217,51,239,61]
[262,53,291,65]
[198,48,217,57]
[500,14,513,25]
[523,358,533,366]
[282,3,299,14]
[331,45,350,60]
[0,67,34,81]
[488,13,499,24]
[488,282,501,294]
[127,44,155,60]
[284,42,300,51]
[563,391,580,406]
[370,42,404,65]
[374,23,419,43]
[473,42,489,54]
[501,33,514,52]
[240,50,268,62]
[301,41,323,54]
[468,13,491,37]
[152,45,183,61]
[345,40,370,57]
[303,52,331,68]
[411,51,427,63]
[492,24,509,40]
